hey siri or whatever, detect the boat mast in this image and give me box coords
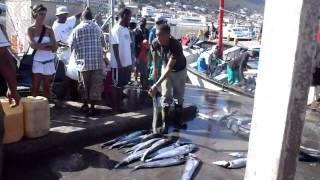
[218,0,224,55]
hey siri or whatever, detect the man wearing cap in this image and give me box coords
[148,15,167,84]
[52,6,81,62]
[0,24,20,177]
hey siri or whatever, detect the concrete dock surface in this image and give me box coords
[3,85,320,180]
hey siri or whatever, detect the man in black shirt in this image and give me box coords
[149,24,187,133]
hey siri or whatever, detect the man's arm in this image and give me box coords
[150,42,159,80]
[0,48,20,106]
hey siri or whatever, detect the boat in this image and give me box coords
[183,41,259,98]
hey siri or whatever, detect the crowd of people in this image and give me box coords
[0,4,190,175]
[1,4,188,129]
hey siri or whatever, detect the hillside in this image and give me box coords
[139,0,265,13]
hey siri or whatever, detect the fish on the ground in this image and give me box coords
[125,138,160,153]
[229,152,247,158]
[146,144,198,162]
[118,143,136,150]
[114,149,147,169]
[101,130,148,149]
[227,116,251,135]
[181,154,201,180]
[133,138,162,154]
[148,143,181,158]
[212,108,238,123]
[152,96,161,133]
[132,157,186,172]
[109,134,148,150]
[141,139,170,161]
[213,158,247,169]
[300,146,320,159]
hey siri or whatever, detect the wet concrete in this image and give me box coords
[3,85,320,180]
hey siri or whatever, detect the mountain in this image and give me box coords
[138,0,265,13]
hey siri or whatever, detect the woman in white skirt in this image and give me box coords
[27,4,57,98]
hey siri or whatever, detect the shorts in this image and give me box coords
[112,66,131,88]
[32,59,56,75]
[78,70,103,101]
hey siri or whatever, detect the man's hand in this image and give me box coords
[148,85,158,97]
[6,89,21,107]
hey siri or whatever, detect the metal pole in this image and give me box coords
[86,0,90,7]
[111,0,114,27]
[218,0,224,55]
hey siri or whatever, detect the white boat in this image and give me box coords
[183,41,258,98]
[224,25,255,40]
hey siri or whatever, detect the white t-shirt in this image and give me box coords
[0,28,10,48]
[110,23,132,68]
[52,16,76,44]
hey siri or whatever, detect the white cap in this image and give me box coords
[56,6,70,16]
[155,15,167,23]
[130,17,138,24]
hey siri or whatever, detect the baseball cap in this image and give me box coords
[56,6,70,16]
[155,15,167,23]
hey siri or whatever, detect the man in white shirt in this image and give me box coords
[52,6,81,62]
[110,8,132,113]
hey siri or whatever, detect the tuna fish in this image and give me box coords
[213,158,247,169]
[141,139,170,161]
[132,157,186,172]
[212,108,238,123]
[148,144,180,158]
[109,134,149,150]
[146,144,198,162]
[133,138,162,154]
[101,130,148,149]
[181,154,201,180]
[114,149,147,169]
[152,96,161,133]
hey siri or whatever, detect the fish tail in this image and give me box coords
[131,165,142,172]
[113,162,122,169]
[140,155,146,162]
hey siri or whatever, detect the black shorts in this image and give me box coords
[112,66,131,88]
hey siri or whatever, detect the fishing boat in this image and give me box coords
[183,40,259,98]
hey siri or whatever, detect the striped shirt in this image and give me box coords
[69,20,104,71]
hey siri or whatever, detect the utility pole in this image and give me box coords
[218,0,224,55]
[245,0,320,179]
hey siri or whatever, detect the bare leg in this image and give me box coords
[43,75,52,98]
[32,74,42,97]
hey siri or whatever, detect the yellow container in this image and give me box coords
[22,96,50,138]
[0,98,24,144]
